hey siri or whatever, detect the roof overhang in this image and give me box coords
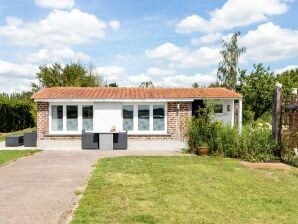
[34,97,241,103]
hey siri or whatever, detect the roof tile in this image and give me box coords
[31,87,242,100]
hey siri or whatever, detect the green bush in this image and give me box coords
[186,104,214,150]
[239,125,278,162]
[187,110,278,162]
[0,97,35,132]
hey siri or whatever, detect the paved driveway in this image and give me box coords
[0,150,182,224]
[0,151,102,224]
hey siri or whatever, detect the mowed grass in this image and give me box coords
[72,156,298,224]
[0,128,35,142]
[0,150,39,165]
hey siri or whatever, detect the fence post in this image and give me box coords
[272,83,282,149]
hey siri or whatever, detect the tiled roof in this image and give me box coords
[31,87,242,100]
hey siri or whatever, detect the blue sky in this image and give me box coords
[0,0,298,92]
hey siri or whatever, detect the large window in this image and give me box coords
[52,105,63,131]
[50,104,93,133]
[138,105,150,131]
[153,105,165,131]
[122,104,166,133]
[83,105,93,131]
[123,105,134,131]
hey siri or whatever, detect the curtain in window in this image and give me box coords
[67,106,78,131]
[52,105,63,131]
[123,105,134,131]
[153,105,165,131]
[138,105,150,131]
[82,105,93,131]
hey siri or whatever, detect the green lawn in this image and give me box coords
[72,156,298,224]
[0,128,35,142]
[0,150,39,165]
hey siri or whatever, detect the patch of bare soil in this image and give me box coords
[240,160,292,169]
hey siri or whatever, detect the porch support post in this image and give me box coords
[272,84,282,146]
[231,99,235,127]
[238,98,242,132]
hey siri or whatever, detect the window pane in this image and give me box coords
[52,105,63,131]
[123,105,133,131]
[153,105,165,131]
[67,106,78,131]
[83,105,93,131]
[214,104,223,113]
[138,105,149,131]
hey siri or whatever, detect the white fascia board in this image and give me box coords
[34,97,242,103]
[34,98,194,103]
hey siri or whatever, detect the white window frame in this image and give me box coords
[49,103,94,135]
[214,104,224,114]
[121,103,167,135]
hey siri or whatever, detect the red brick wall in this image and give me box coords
[37,101,191,141]
[37,102,48,140]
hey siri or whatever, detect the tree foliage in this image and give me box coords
[139,81,154,88]
[217,32,246,90]
[276,68,298,96]
[32,63,103,91]
[106,82,118,87]
[192,82,199,88]
[238,64,276,121]
[0,93,35,132]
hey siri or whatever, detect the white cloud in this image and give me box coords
[24,47,90,64]
[179,47,220,68]
[0,60,37,79]
[0,9,107,48]
[95,66,126,82]
[146,43,220,69]
[145,43,188,61]
[191,33,223,45]
[127,73,152,85]
[0,60,38,92]
[146,67,177,76]
[108,20,121,31]
[35,0,75,10]
[275,65,298,74]
[156,73,216,87]
[176,0,288,33]
[241,22,298,62]
[5,17,24,26]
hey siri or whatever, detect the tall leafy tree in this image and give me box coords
[238,64,276,121]
[276,68,298,96]
[32,63,103,91]
[217,32,246,90]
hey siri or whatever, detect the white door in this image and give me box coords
[94,103,122,132]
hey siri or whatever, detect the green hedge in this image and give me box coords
[0,101,35,132]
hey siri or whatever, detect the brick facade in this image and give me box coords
[37,102,49,140]
[36,101,192,142]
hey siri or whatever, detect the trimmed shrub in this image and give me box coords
[0,99,35,132]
